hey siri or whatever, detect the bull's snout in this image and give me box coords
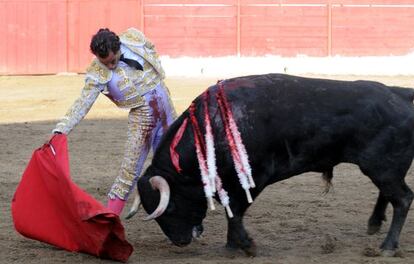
[171,237,192,247]
[171,224,203,246]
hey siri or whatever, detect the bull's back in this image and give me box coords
[220,74,414,136]
[211,74,414,173]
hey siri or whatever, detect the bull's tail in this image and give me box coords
[322,168,334,194]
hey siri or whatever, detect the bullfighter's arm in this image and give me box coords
[53,77,103,134]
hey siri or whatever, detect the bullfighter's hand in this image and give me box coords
[44,131,62,144]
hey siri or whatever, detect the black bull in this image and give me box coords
[137,73,414,256]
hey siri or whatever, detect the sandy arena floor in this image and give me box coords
[1,74,414,263]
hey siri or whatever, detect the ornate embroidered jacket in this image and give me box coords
[54,28,165,134]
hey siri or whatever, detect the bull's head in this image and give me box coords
[136,173,207,246]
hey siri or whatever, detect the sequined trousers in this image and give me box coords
[108,82,176,200]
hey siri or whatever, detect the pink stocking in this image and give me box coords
[107,197,126,215]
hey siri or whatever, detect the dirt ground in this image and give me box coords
[2,74,414,264]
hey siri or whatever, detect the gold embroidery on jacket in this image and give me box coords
[114,67,139,100]
[53,77,102,134]
[86,59,112,84]
[54,28,170,134]
[120,28,165,79]
[120,28,146,46]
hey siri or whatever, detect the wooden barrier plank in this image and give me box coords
[241,0,414,4]
[67,0,142,72]
[2,0,414,74]
[244,26,327,37]
[150,36,237,56]
[144,5,237,16]
[145,0,236,4]
[0,0,67,74]
[240,4,327,56]
[241,0,328,4]
[145,14,236,56]
[241,5,327,16]
[332,6,414,55]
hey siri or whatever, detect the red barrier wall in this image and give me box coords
[0,0,68,74]
[332,4,414,56]
[144,0,238,56]
[67,0,142,72]
[1,0,414,74]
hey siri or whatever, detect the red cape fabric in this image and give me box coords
[11,135,133,262]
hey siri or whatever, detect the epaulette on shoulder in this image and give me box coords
[85,59,112,84]
[119,28,146,47]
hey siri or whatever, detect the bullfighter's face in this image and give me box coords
[97,50,121,70]
[138,172,207,246]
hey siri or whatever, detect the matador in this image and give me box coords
[52,28,176,215]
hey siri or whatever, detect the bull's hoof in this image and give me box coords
[380,249,405,258]
[381,249,396,257]
[241,239,257,257]
[363,247,404,258]
[225,239,257,257]
[367,224,381,235]
[225,241,239,250]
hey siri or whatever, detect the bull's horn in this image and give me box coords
[143,176,170,221]
[125,188,141,219]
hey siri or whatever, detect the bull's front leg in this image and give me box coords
[367,192,388,235]
[226,215,256,256]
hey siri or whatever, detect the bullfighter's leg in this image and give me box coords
[367,192,388,235]
[108,105,154,214]
[370,176,413,256]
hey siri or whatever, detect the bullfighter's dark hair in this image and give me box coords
[90,28,120,58]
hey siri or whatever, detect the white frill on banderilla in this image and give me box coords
[195,86,255,218]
